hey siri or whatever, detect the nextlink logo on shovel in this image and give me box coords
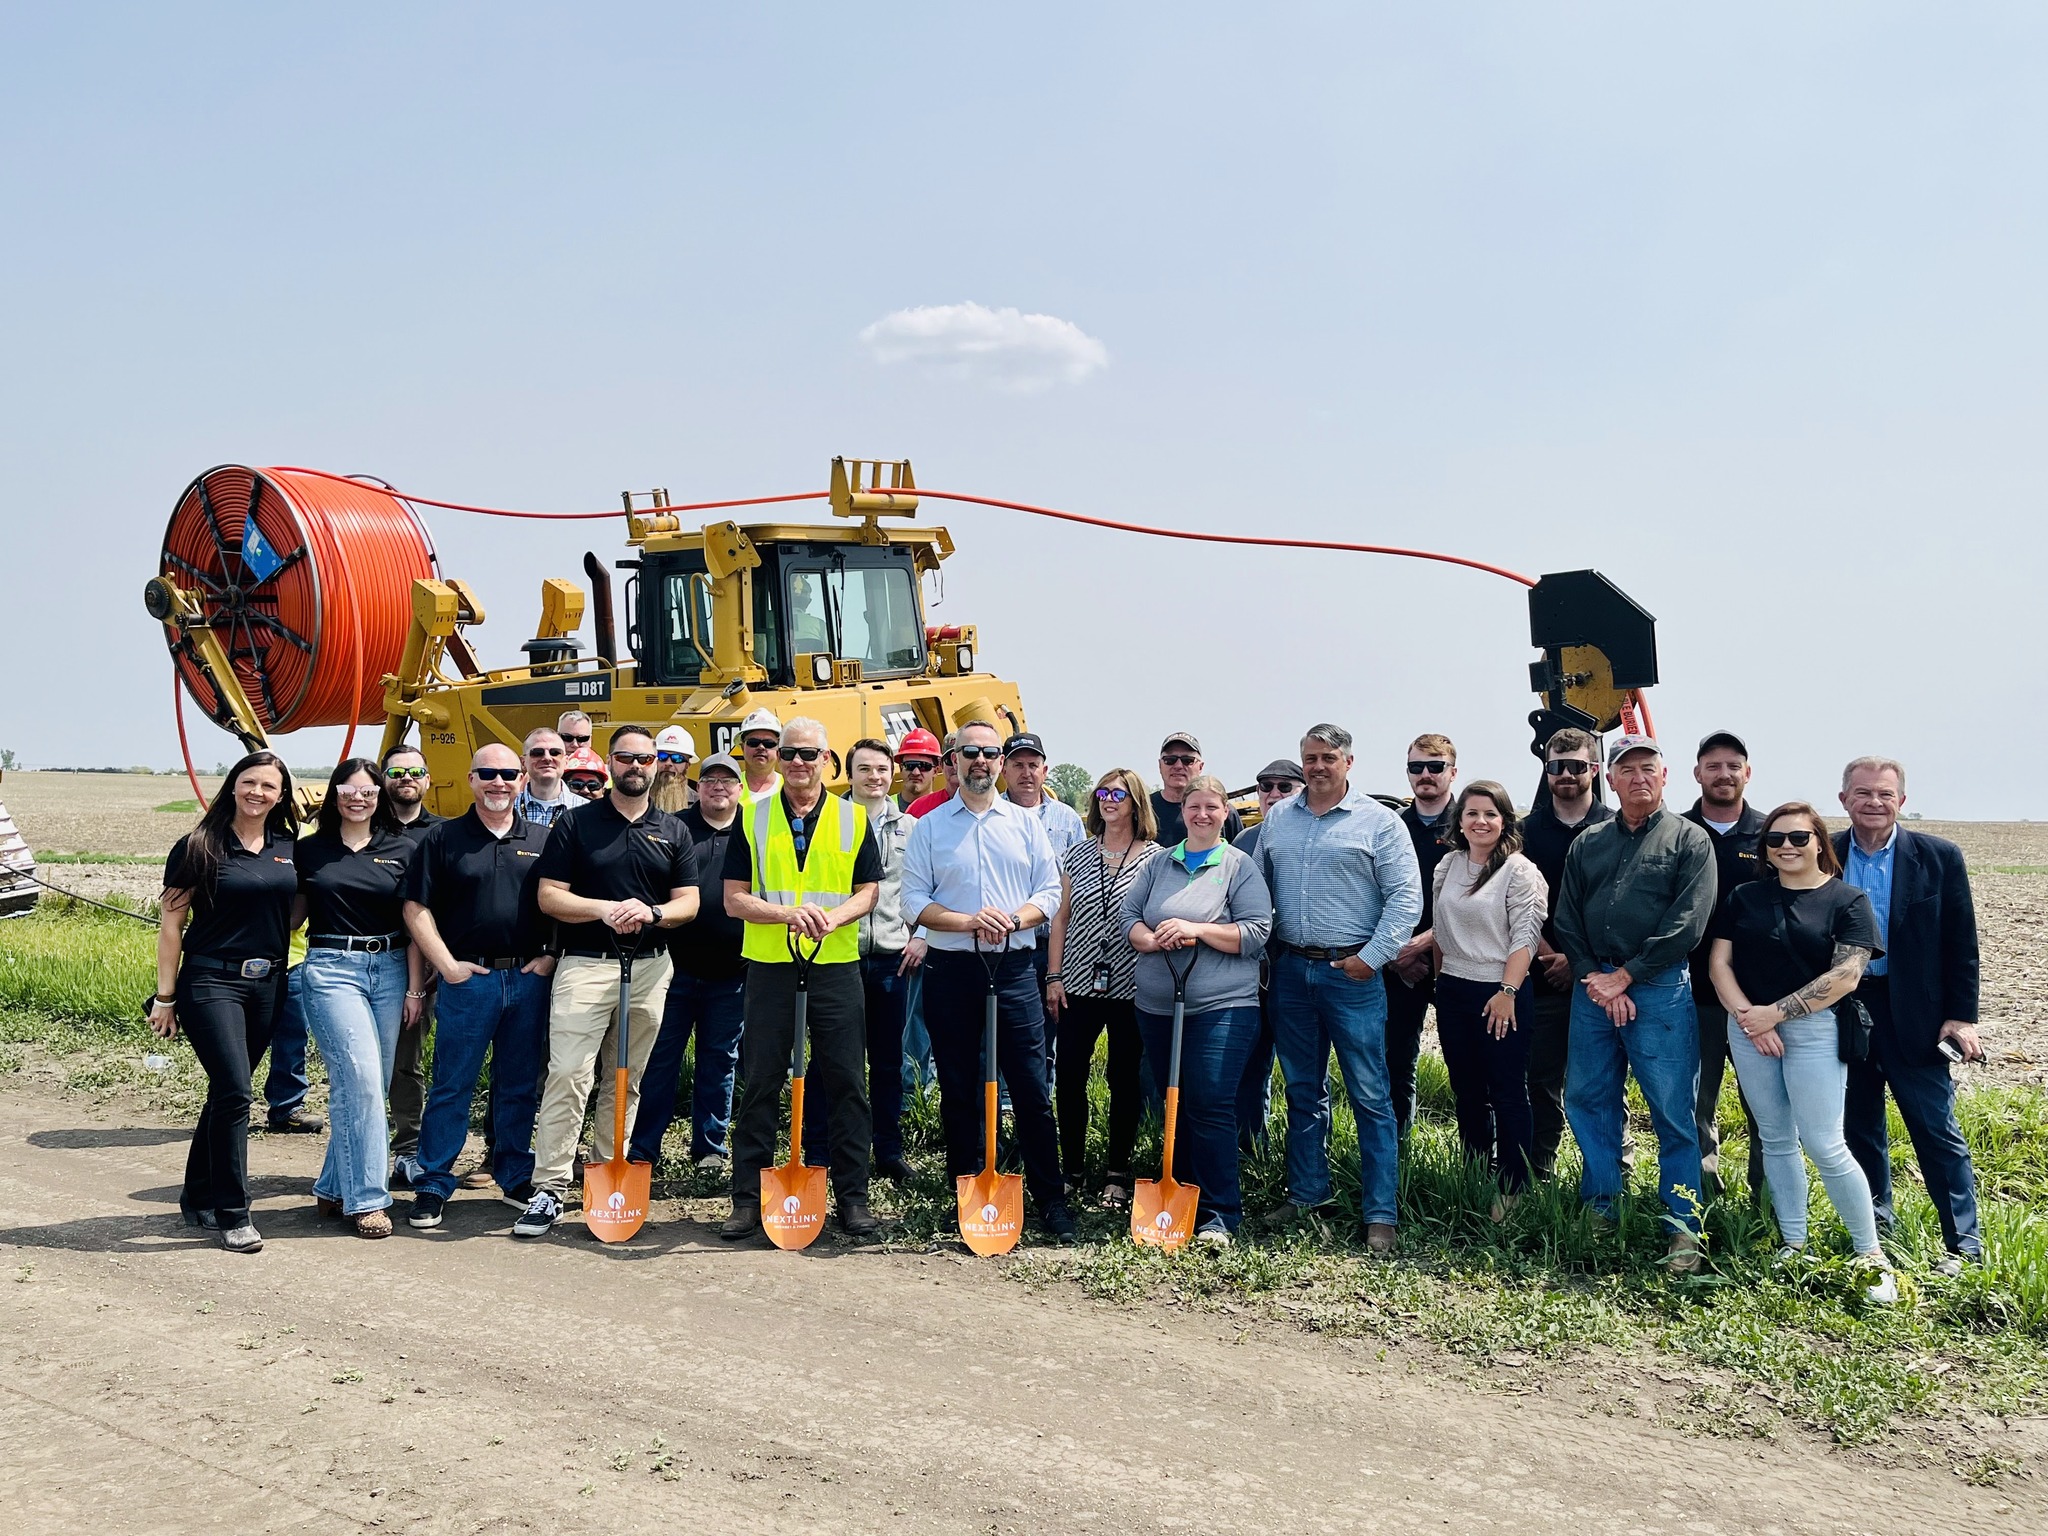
[765,1196,822,1238]
[960,1202,1019,1244]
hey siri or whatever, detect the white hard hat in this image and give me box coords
[738,707,782,735]
[655,725,698,757]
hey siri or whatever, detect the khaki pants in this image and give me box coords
[532,952,672,1194]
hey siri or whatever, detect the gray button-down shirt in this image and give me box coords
[1255,784,1422,971]
[857,795,914,956]
[903,793,1064,953]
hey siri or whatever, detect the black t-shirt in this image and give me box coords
[720,792,884,888]
[1149,790,1243,850]
[1717,878,1883,1007]
[165,826,300,961]
[296,829,416,938]
[672,805,746,980]
[405,809,550,960]
[534,797,695,954]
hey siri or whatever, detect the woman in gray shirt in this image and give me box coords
[1121,776,1272,1242]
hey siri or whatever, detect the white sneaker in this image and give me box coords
[695,1151,728,1171]
[1865,1268,1899,1306]
[1194,1226,1231,1249]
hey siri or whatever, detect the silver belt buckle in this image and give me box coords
[239,958,273,979]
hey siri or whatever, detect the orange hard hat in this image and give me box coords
[897,728,943,761]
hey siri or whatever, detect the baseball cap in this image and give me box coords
[1256,758,1304,784]
[655,725,698,757]
[1003,731,1046,758]
[698,752,742,780]
[737,708,781,739]
[897,727,942,761]
[1608,734,1662,764]
[1159,730,1202,754]
[1696,730,1749,760]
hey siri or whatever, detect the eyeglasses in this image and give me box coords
[384,765,428,780]
[1762,829,1816,848]
[655,751,692,764]
[527,746,564,758]
[1257,779,1299,794]
[612,752,656,767]
[1094,787,1130,803]
[560,733,592,746]
[955,745,1002,761]
[699,773,740,788]
[336,785,380,799]
[777,746,823,762]
[1544,759,1594,776]
[471,767,521,782]
[1159,754,1197,767]
[1406,760,1449,776]
[899,758,937,773]
[742,736,779,752]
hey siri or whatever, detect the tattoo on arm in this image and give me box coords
[1774,944,1872,1020]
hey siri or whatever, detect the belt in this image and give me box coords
[561,947,628,959]
[182,955,282,980]
[308,932,408,953]
[1274,939,1364,962]
[458,956,529,971]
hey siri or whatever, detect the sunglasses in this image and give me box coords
[1094,787,1130,803]
[384,765,429,780]
[955,745,1002,761]
[560,733,592,746]
[336,785,380,799]
[899,758,937,773]
[1544,759,1594,776]
[655,751,692,764]
[1763,829,1816,848]
[527,746,564,758]
[472,767,521,783]
[1159,754,1197,767]
[1406,760,1449,776]
[612,752,656,767]
[742,736,779,752]
[1257,779,1299,794]
[777,746,823,762]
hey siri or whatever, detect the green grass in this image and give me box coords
[34,852,161,865]
[1983,865,2048,876]
[153,799,199,815]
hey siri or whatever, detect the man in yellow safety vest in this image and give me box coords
[719,716,884,1239]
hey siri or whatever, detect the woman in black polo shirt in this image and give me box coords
[295,757,425,1239]
[152,751,300,1254]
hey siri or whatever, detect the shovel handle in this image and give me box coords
[1160,997,1188,1182]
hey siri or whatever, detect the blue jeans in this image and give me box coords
[1139,1004,1259,1233]
[1564,964,1702,1233]
[1844,979,1983,1257]
[1724,1009,1881,1253]
[297,949,406,1215]
[1268,950,1400,1227]
[263,967,311,1123]
[1235,988,1277,1150]
[901,964,936,1093]
[630,969,747,1163]
[1433,974,1535,1191]
[416,966,550,1201]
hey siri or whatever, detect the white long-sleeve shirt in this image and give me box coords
[1430,852,1547,984]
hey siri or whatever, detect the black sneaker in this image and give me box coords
[266,1108,325,1135]
[512,1190,562,1239]
[408,1191,446,1230]
[1038,1203,1078,1243]
[837,1198,881,1237]
[499,1181,535,1207]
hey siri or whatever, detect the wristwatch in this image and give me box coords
[1498,981,1519,995]
[649,903,664,926]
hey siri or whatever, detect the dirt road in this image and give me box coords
[2,1090,2038,1534]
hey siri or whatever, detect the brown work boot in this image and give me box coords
[720,1200,761,1241]
[1365,1222,1397,1255]
[1665,1230,1702,1275]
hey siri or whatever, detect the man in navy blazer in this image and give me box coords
[1834,756,1983,1272]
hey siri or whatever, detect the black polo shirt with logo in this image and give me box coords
[1682,799,1767,1001]
[295,829,416,938]
[406,809,551,961]
[164,827,300,962]
[534,797,695,955]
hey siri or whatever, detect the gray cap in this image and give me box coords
[1256,759,1304,783]
[1608,734,1662,764]
[1696,730,1749,760]
[698,752,742,780]
[1159,730,1202,754]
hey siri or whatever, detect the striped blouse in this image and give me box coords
[1058,839,1160,1001]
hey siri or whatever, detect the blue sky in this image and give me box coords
[3,5,2041,815]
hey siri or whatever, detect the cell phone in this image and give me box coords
[1937,1038,1965,1063]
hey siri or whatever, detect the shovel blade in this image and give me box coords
[583,1157,653,1244]
[1131,1174,1199,1252]
[761,1161,829,1251]
[955,1169,1024,1256]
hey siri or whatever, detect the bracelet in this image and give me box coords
[1045,972,1063,983]
[152,994,176,1006]
[405,990,429,1000]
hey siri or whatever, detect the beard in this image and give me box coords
[614,767,650,796]
[651,776,691,814]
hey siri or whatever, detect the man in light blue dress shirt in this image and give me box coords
[903,720,1075,1240]
[1254,723,1423,1252]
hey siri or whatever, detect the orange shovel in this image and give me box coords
[956,936,1023,1255]
[585,934,653,1244]
[761,931,829,1251]
[1133,945,1200,1252]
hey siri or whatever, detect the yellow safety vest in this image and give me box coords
[739,791,868,965]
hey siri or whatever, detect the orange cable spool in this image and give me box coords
[158,466,438,757]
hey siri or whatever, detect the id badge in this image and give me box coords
[1090,959,1113,995]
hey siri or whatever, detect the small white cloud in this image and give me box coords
[858,301,1108,392]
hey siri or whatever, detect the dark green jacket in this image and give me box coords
[1553,805,1716,984]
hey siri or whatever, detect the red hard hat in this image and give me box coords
[564,746,607,779]
[897,728,943,760]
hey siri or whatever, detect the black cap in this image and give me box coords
[1696,730,1749,761]
[1256,759,1304,783]
[1002,732,1046,758]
